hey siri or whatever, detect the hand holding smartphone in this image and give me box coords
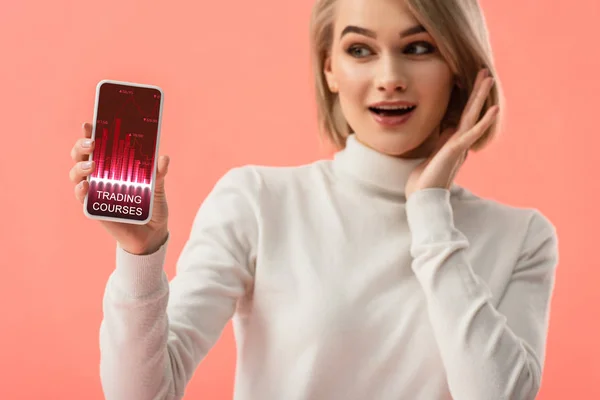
[69,80,169,255]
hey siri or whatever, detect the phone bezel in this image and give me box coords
[83,79,164,225]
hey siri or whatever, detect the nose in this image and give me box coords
[376,56,407,93]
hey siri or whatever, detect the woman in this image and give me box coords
[69,0,558,399]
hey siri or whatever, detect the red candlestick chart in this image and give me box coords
[90,85,160,188]
[91,118,155,188]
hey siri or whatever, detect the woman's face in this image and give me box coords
[324,0,456,158]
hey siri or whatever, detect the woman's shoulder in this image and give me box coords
[452,186,557,243]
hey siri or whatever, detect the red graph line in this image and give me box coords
[115,94,160,120]
[91,88,159,186]
[92,119,154,185]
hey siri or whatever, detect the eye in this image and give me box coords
[346,45,373,58]
[404,41,436,55]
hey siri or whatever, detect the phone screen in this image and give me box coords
[85,81,163,224]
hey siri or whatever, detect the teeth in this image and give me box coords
[374,105,414,110]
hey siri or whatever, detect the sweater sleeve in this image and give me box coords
[99,166,260,400]
[405,188,558,400]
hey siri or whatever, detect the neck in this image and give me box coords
[354,127,441,160]
[332,134,428,197]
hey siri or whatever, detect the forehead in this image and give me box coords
[333,0,418,32]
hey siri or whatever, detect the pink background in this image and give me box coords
[0,0,598,398]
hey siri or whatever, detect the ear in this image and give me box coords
[323,55,338,93]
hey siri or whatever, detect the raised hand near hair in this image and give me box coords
[405,68,499,199]
[69,122,170,255]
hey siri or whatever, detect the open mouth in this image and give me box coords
[368,105,417,116]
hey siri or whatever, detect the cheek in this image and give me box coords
[334,56,371,99]
[408,61,454,102]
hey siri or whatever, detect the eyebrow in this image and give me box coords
[340,24,427,39]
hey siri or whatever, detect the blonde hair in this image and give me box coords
[309,0,505,151]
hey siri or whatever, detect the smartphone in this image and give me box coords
[83,79,164,225]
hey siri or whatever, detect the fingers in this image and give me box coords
[154,155,170,193]
[71,122,95,161]
[463,69,488,112]
[82,122,93,139]
[459,69,495,131]
[74,179,89,204]
[69,160,95,184]
[156,155,170,180]
[434,127,457,155]
[70,137,95,162]
[459,105,500,148]
[70,123,95,204]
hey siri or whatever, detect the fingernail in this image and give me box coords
[81,139,93,148]
[82,161,92,169]
[483,68,490,77]
[78,180,85,189]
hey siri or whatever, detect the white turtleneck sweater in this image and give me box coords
[99,135,559,400]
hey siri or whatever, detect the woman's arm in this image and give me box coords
[406,188,558,400]
[99,167,261,400]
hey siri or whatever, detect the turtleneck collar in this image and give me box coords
[332,134,429,197]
